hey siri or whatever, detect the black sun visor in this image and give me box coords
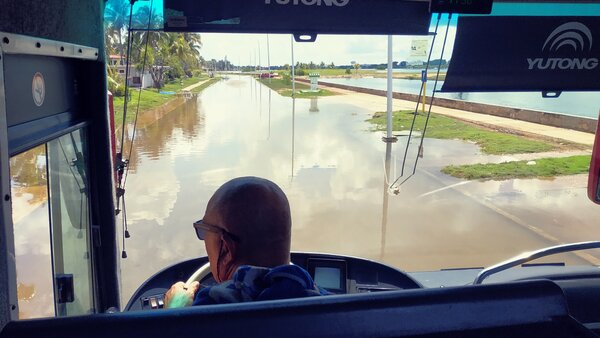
[163,0,431,36]
[441,16,600,93]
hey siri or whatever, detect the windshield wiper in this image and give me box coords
[474,241,600,284]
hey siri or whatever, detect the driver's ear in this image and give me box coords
[220,234,237,273]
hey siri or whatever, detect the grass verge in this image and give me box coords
[257,78,336,98]
[113,75,213,125]
[190,77,221,93]
[162,75,208,92]
[271,68,446,80]
[367,110,554,155]
[441,155,591,180]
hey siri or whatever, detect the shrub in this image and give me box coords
[107,75,125,97]
[113,86,125,97]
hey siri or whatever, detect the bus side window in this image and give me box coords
[47,129,95,317]
[10,145,54,319]
[9,128,95,319]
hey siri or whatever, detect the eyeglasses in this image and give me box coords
[193,219,239,242]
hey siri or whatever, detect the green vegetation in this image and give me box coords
[258,77,303,91]
[113,90,173,125]
[441,155,591,180]
[112,76,215,125]
[162,75,207,92]
[367,110,554,155]
[105,0,204,92]
[105,0,222,126]
[281,89,335,99]
[300,68,352,77]
[258,77,336,99]
[277,68,446,80]
[190,77,221,93]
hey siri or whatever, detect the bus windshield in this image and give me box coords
[10,0,600,317]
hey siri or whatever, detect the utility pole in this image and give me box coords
[291,35,295,96]
[267,34,271,83]
[383,35,397,143]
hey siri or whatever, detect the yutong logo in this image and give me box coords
[265,0,350,6]
[528,22,598,70]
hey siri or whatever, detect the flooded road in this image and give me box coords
[119,76,600,304]
[323,77,600,119]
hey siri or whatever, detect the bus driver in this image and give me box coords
[164,176,327,307]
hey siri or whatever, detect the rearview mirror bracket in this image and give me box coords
[294,34,318,43]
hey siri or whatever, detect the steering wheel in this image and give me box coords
[184,262,297,286]
[125,254,422,311]
[185,262,212,285]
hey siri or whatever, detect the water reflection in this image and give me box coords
[309,98,320,113]
[120,76,600,304]
[268,90,272,140]
[380,141,393,261]
[291,97,295,181]
[126,98,202,171]
[10,145,54,319]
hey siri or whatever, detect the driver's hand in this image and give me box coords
[164,281,200,309]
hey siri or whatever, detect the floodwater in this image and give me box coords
[323,77,600,119]
[118,76,600,304]
[9,76,600,317]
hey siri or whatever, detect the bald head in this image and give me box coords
[205,177,291,267]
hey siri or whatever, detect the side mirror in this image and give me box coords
[588,113,600,204]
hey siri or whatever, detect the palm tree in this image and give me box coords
[132,2,162,30]
[198,56,206,70]
[183,33,202,51]
[353,63,361,75]
[146,41,170,90]
[107,2,204,89]
[104,0,131,60]
[183,33,202,73]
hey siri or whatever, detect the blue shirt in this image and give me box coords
[193,264,329,305]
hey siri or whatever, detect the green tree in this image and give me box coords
[104,0,131,60]
[183,33,202,72]
[145,43,166,90]
[105,1,204,91]
[129,4,164,64]
[107,66,125,96]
